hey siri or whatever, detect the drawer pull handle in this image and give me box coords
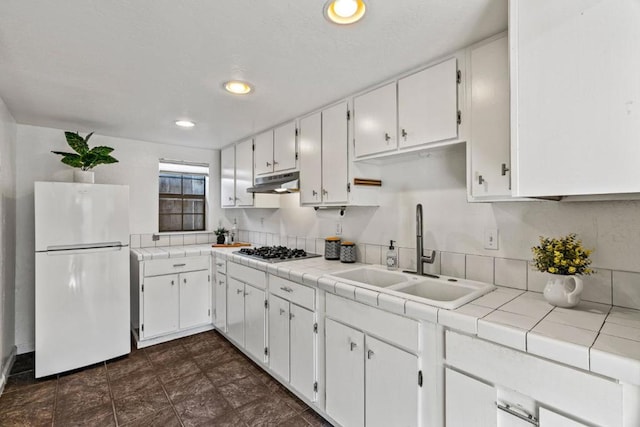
[367,349,374,359]
[171,280,175,285]
[280,286,293,293]
[173,263,186,267]
[183,278,187,284]
[350,342,357,351]
[219,281,225,285]
[236,289,243,294]
[279,308,286,315]
[216,263,224,267]
[496,403,538,426]
[244,291,249,296]
[289,313,295,320]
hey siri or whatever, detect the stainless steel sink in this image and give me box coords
[325,266,495,310]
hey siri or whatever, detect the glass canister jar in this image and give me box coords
[324,236,341,260]
[340,241,356,263]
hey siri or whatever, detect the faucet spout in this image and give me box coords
[416,203,435,276]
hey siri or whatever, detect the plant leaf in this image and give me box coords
[84,132,94,145]
[64,131,89,155]
[51,150,76,157]
[60,154,83,168]
[96,155,119,165]
[89,146,114,156]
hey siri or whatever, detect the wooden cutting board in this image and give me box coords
[212,242,252,247]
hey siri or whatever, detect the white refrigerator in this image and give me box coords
[34,181,130,378]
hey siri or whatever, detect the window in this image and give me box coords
[158,161,209,232]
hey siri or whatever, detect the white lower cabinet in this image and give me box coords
[132,255,212,347]
[227,277,267,362]
[445,368,495,427]
[213,272,227,332]
[325,318,419,427]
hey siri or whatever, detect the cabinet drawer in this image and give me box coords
[214,258,226,274]
[144,256,210,277]
[228,262,266,289]
[270,275,315,310]
[326,293,418,352]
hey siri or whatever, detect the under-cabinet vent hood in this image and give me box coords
[247,171,299,194]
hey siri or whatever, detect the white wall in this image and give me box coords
[14,124,221,353]
[225,143,640,273]
[0,97,17,386]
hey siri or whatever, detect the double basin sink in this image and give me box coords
[325,266,495,310]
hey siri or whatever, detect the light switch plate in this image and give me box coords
[484,228,499,250]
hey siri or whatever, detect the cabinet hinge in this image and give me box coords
[418,370,423,387]
[208,309,211,316]
[252,142,255,151]
[347,182,351,193]
[295,152,299,161]
[208,274,210,282]
[264,300,268,309]
[313,323,318,333]
[457,110,462,125]
[456,69,462,84]
[141,284,144,292]
[295,127,299,136]
[141,324,144,332]
[347,110,351,121]
[264,347,269,356]
[313,381,318,392]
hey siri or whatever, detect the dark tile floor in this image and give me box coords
[0,331,333,426]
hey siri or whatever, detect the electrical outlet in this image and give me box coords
[335,222,342,236]
[484,228,498,250]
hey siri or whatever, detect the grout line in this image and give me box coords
[104,361,119,427]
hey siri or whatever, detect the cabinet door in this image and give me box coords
[273,121,297,172]
[227,277,245,345]
[322,102,349,203]
[398,58,458,148]
[221,145,235,207]
[235,138,254,206]
[142,274,179,338]
[254,130,274,176]
[511,0,640,197]
[470,36,511,198]
[268,294,290,381]
[539,407,588,427]
[299,112,322,205]
[179,269,211,330]
[365,335,418,427]
[445,368,496,427]
[244,283,266,362]
[214,273,227,332]
[325,319,365,427]
[290,304,315,402]
[354,82,397,158]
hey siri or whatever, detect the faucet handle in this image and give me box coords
[423,249,436,264]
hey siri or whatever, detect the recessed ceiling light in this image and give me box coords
[325,0,366,25]
[224,80,253,95]
[175,120,195,128]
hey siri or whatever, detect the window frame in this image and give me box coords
[158,162,209,232]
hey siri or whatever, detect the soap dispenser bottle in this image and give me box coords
[231,218,238,243]
[386,240,398,270]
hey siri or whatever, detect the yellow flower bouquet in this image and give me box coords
[531,234,593,276]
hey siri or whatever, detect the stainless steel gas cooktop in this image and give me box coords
[233,246,321,263]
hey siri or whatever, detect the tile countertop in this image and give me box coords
[131,245,640,386]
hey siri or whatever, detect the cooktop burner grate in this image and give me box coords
[233,246,321,263]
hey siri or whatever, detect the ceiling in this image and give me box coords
[0,0,507,150]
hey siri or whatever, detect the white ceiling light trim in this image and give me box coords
[224,80,253,95]
[175,120,195,128]
[325,0,366,25]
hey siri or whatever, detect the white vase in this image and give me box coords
[73,170,95,184]
[543,275,584,308]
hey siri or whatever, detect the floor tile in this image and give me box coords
[122,406,181,427]
[54,401,114,427]
[302,409,334,427]
[164,371,215,404]
[237,394,298,426]
[106,351,153,382]
[172,389,233,427]
[114,383,171,425]
[157,358,201,384]
[110,369,161,400]
[218,374,269,409]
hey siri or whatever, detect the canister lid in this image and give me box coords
[325,236,341,241]
[341,241,355,246]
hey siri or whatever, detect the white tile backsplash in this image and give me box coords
[494,258,527,290]
[182,234,197,245]
[365,244,382,265]
[129,234,141,249]
[613,270,640,310]
[527,264,551,293]
[169,234,184,246]
[140,233,156,248]
[581,268,612,305]
[441,252,465,278]
[465,254,494,284]
[398,246,414,271]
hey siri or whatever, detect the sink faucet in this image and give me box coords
[416,204,436,275]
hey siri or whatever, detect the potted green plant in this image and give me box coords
[214,227,229,244]
[532,233,593,308]
[52,131,118,183]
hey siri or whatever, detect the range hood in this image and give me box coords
[247,171,299,194]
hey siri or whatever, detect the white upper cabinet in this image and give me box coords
[298,112,322,205]
[468,34,511,200]
[235,138,254,206]
[354,82,397,158]
[398,57,459,148]
[510,0,640,197]
[322,102,349,204]
[254,130,274,176]
[254,122,297,176]
[220,145,235,208]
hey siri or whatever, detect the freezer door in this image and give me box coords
[35,182,129,251]
[35,246,130,377]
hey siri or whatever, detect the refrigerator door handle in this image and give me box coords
[45,242,126,252]
[45,245,126,256]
